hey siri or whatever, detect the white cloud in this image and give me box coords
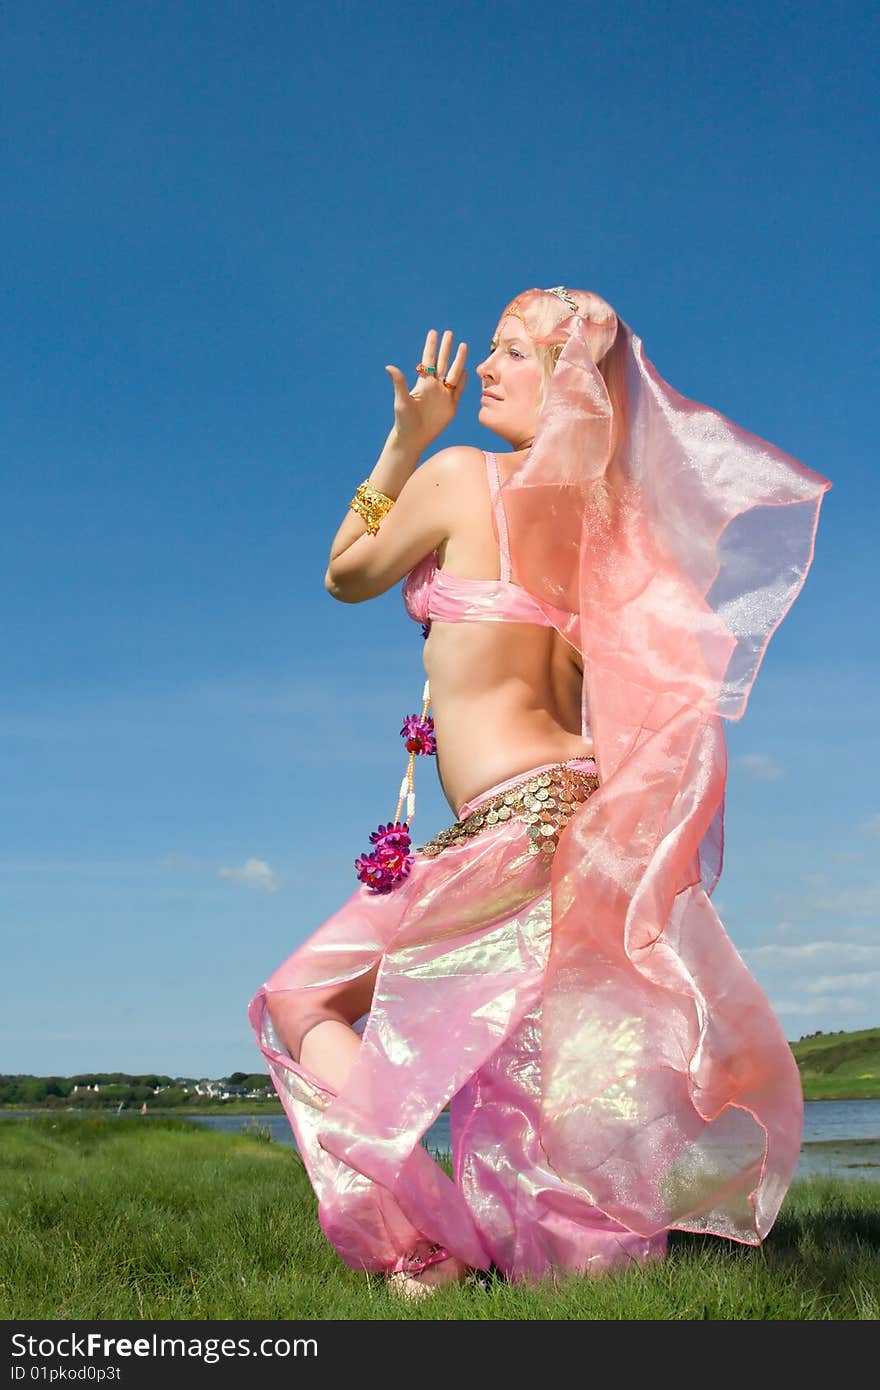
[744,940,880,964]
[803,971,880,995]
[857,813,880,837]
[737,753,784,783]
[811,883,880,918]
[839,923,880,941]
[771,880,880,923]
[743,938,880,1034]
[217,858,281,893]
[774,996,863,1018]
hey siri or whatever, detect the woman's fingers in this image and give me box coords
[444,366,467,403]
[388,331,465,445]
[394,331,466,427]
[418,329,466,383]
[385,364,410,403]
[435,329,454,378]
[443,341,468,391]
[420,329,438,372]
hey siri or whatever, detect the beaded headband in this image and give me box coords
[544,286,579,313]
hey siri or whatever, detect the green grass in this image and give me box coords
[801,1076,880,1101]
[791,1027,880,1099]
[1,1117,878,1320]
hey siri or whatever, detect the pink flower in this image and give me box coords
[354,851,396,894]
[400,714,436,756]
[355,821,415,893]
[379,844,414,880]
[369,820,412,854]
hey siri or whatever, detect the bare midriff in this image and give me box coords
[423,617,593,817]
[416,447,592,817]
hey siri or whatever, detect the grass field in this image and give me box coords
[791,1028,880,1099]
[1,1116,877,1320]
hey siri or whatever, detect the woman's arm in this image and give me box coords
[327,425,425,566]
[325,444,477,603]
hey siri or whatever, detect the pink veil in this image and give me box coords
[499,289,832,1242]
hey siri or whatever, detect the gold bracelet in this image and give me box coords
[349,479,396,536]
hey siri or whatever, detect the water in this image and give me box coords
[182,1099,880,1183]
[801,1099,880,1143]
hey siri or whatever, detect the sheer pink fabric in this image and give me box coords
[248,289,831,1281]
[249,758,668,1282]
[498,290,832,1240]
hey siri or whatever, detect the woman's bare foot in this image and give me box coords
[386,1271,437,1301]
[386,1255,471,1300]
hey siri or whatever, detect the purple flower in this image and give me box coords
[355,822,415,893]
[369,820,412,854]
[355,834,414,889]
[400,714,436,756]
[380,845,415,881]
[355,851,396,894]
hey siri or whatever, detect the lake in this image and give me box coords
[182,1098,880,1183]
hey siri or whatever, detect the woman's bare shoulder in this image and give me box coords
[423,444,486,477]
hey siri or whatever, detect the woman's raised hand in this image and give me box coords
[385,329,468,451]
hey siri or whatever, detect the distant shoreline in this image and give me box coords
[4,1092,880,1118]
[3,1027,877,1108]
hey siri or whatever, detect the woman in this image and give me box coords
[248,288,831,1299]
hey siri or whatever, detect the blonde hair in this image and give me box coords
[499,288,628,524]
[500,286,625,423]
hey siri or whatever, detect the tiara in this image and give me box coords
[544,286,579,314]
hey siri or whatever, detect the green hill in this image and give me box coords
[789,1027,880,1100]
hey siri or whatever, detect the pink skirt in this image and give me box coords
[248,756,669,1283]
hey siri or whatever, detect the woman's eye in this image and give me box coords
[509,348,523,359]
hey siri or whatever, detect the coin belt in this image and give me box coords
[415,762,601,860]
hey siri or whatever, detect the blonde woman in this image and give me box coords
[249,288,831,1298]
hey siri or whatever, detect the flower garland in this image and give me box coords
[354,675,435,893]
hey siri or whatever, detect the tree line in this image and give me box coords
[0,1072,273,1107]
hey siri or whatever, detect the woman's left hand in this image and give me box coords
[385,329,468,452]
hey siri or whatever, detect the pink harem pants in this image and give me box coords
[247,756,668,1283]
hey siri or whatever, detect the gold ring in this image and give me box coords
[441,377,456,390]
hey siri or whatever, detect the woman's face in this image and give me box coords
[476,315,543,449]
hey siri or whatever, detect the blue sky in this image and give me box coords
[2,1,877,1078]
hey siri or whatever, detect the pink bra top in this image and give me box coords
[402,451,576,631]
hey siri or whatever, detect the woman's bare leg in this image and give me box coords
[299,1020,362,1093]
[265,962,380,1091]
